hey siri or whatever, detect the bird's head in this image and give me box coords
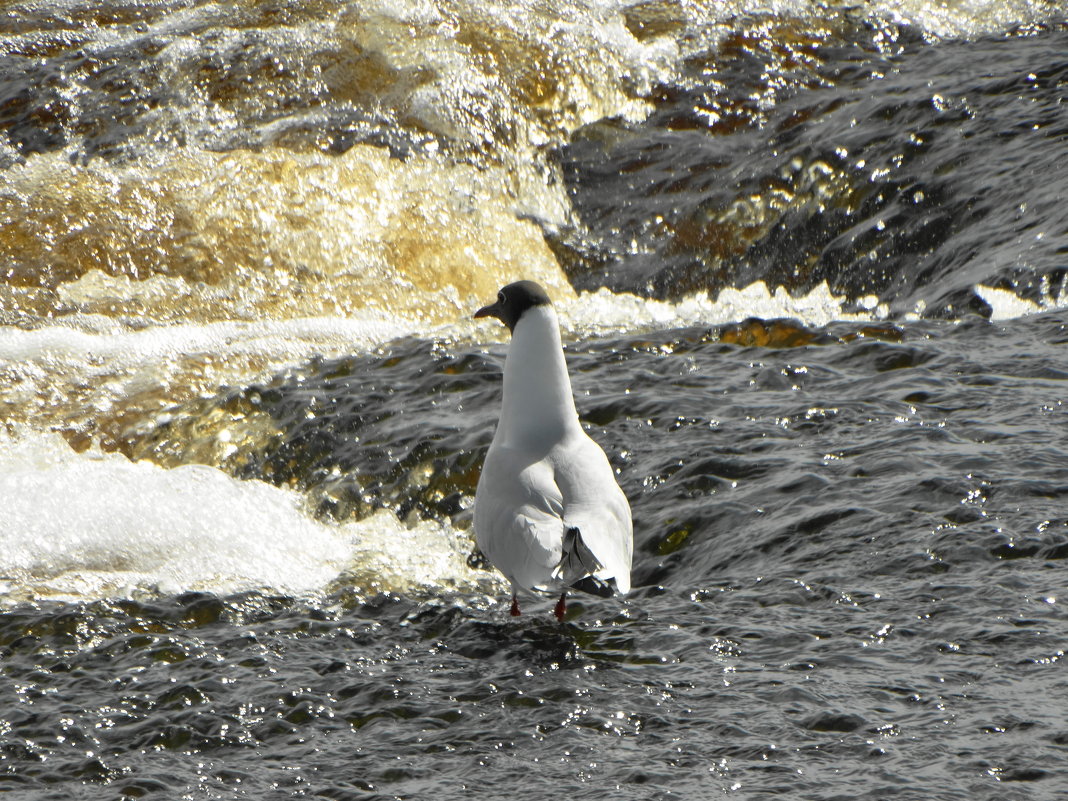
[474,280,552,333]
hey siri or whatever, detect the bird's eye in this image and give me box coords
[497,291,506,304]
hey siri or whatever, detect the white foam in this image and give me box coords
[0,311,422,434]
[553,280,888,339]
[0,280,889,437]
[0,433,492,604]
[870,0,1057,39]
[975,282,1068,322]
[2,280,879,367]
[0,312,409,366]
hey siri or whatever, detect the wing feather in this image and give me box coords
[550,431,633,594]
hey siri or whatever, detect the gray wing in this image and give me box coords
[550,430,633,593]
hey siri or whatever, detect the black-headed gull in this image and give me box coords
[473,280,632,621]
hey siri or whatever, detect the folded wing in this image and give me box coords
[550,432,633,594]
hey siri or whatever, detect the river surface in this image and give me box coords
[1,0,1067,798]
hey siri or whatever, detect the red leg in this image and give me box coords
[554,592,566,622]
[510,594,521,617]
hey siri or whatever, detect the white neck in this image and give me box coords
[498,305,580,445]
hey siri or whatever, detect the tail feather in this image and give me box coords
[560,527,599,578]
[556,526,619,598]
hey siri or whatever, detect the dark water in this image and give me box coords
[5,312,1068,798]
[555,21,1068,317]
[3,1,1068,799]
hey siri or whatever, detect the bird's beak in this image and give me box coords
[474,302,500,321]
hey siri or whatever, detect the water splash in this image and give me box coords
[0,432,493,604]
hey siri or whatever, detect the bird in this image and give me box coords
[472,280,633,621]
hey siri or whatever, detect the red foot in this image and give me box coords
[510,595,521,617]
[554,593,566,622]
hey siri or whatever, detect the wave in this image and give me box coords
[0,145,573,327]
[0,432,494,604]
[2,2,1063,331]
[1,276,896,446]
[555,21,1068,316]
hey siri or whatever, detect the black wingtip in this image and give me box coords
[570,575,615,598]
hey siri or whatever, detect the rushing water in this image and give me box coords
[2,0,1067,798]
